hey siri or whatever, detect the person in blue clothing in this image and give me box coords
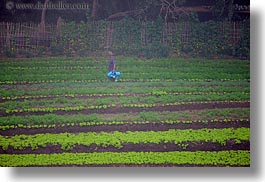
[107,51,120,81]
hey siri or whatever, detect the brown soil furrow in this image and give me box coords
[0,120,250,136]
[0,141,250,155]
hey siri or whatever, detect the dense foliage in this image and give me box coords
[3,19,249,59]
[50,19,250,59]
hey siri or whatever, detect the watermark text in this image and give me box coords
[6,1,90,10]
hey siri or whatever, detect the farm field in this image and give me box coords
[0,57,250,167]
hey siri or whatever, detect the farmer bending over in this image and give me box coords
[107,51,120,81]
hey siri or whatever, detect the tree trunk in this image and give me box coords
[91,0,98,20]
[40,0,49,35]
[228,0,234,21]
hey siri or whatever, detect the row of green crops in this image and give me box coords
[0,108,250,127]
[0,57,249,68]
[0,57,250,82]
[1,69,249,81]
[1,63,249,74]
[1,93,250,112]
[1,91,249,102]
[3,66,249,75]
[0,118,249,131]
[3,100,249,115]
[0,151,250,167]
[0,128,249,151]
[0,78,250,85]
[0,83,250,98]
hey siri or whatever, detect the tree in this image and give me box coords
[211,0,235,21]
[159,0,186,22]
[40,0,49,35]
[91,0,98,20]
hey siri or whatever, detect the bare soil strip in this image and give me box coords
[0,120,250,136]
[0,141,249,155]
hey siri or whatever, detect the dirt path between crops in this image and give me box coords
[0,141,249,155]
[0,120,250,136]
[1,101,250,117]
